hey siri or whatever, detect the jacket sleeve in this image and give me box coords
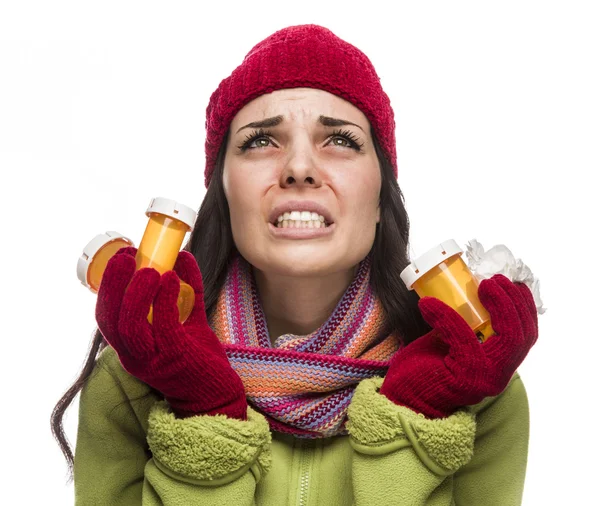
[452,373,529,505]
[74,346,272,506]
[346,373,528,506]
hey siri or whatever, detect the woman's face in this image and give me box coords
[223,87,381,277]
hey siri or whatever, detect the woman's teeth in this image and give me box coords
[275,211,329,228]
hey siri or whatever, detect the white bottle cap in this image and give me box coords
[400,239,464,290]
[146,197,197,230]
[76,231,134,289]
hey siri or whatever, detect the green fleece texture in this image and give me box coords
[74,345,529,505]
[346,377,476,475]
[147,401,272,484]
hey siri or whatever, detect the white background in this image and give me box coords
[1,1,598,504]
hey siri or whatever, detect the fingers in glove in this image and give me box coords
[173,251,203,292]
[173,251,208,327]
[96,252,137,355]
[118,267,160,358]
[515,282,539,347]
[491,275,537,347]
[479,276,525,370]
[152,271,184,349]
[418,296,486,372]
[115,246,138,257]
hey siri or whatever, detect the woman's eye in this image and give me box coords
[250,137,271,148]
[328,130,365,152]
[331,136,352,148]
[248,137,271,149]
[237,128,274,152]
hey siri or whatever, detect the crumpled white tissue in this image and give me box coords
[465,239,546,315]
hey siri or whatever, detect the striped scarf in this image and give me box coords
[208,252,403,438]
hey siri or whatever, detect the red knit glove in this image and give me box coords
[95,247,248,420]
[379,274,538,418]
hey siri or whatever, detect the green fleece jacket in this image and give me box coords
[73,345,529,505]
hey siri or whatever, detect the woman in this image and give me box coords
[52,24,537,505]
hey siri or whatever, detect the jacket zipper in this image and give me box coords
[297,440,311,506]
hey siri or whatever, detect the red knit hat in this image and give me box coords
[204,24,397,188]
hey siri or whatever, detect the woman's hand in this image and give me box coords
[95,247,248,420]
[379,274,538,418]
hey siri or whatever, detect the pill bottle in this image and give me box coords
[77,197,197,323]
[400,240,495,342]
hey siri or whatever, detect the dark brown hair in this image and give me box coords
[51,125,431,480]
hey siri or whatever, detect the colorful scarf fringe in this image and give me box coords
[209,253,403,438]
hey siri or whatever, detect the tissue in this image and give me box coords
[465,239,546,315]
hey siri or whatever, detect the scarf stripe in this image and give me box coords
[209,252,402,438]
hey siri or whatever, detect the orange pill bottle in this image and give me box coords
[401,239,495,342]
[77,197,197,323]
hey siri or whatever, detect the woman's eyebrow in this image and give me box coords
[236,115,365,133]
[319,115,365,132]
[236,115,284,133]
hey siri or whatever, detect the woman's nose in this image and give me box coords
[279,135,322,187]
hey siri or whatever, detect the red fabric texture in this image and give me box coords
[204,24,397,188]
[95,247,248,420]
[379,274,539,419]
